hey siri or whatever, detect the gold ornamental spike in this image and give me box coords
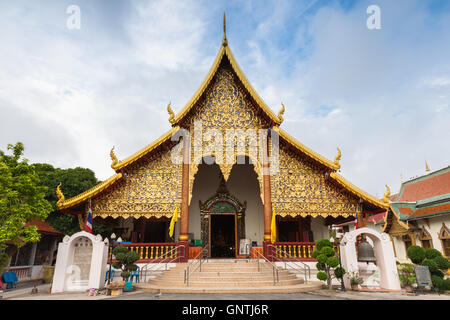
[167,102,176,125]
[222,12,228,46]
[56,182,65,206]
[277,103,285,125]
[425,160,430,172]
[334,147,341,169]
[110,146,119,169]
[383,184,391,203]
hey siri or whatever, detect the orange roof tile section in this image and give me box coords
[399,171,450,201]
[368,212,386,223]
[398,207,413,215]
[24,220,62,235]
[409,203,450,219]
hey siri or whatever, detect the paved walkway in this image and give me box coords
[2,285,449,300]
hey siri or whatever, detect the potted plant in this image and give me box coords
[349,271,364,290]
[397,262,416,292]
[111,246,140,291]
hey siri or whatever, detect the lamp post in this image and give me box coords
[331,235,346,292]
[108,233,116,285]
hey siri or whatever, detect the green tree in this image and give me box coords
[311,238,345,289]
[34,163,111,237]
[0,142,52,272]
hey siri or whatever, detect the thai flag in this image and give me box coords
[354,211,358,229]
[86,200,93,233]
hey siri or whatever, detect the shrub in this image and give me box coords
[315,238,333,251]
[407,245,426,264]
[312,238,344,289]
[431,275,443,291]
[112,245,140,282]
[433,255,450,271]
[317,272,328,281]
[422,259,438,274]
[425,248,442,260]
[397,263,416,287]
[334,267,346,278]
[442,278,450,291]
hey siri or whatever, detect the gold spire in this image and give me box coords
[333,147,341,169]
[56,182,65,207]
[222,12,228,46]
[425,160,430,172]
[277,103,285,125]
[167,102,176,125]
[110,146,118,169]
[383,184,391,203]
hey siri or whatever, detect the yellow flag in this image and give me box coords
[169,206,178,237]
[270,209,277,244]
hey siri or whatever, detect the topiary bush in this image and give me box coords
[431,275,443,291]
[112,245,140,282]
[433,255,450,271]
[443,278,450,291]
[312,238,345,289]
[425,248,442,260]
[422,259,438,274]
[406,245,426,264]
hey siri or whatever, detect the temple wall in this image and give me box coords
[310,217,328,241]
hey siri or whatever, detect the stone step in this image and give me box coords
[158,271,296,279]
[148,278,304,287]
[134,282,324,294]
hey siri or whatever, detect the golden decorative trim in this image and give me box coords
[93,212,172,220]
[334,147,341,169]
[383,185,391,203]
[277,211,356,219]
[277,103,285,125]
[264,234,271,240]
[110,146,118,169]
[382,205,410,233]
[112,126,180,170]
[173,42,280,125]
[179,235,189,241]
[57,173,123,210]
[329,172,389,209]
[279,128,339,170]
[56,182,65,207]
[77,213,86,231]
[167,102,176,125]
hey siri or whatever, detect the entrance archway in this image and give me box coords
[340,227,401,290]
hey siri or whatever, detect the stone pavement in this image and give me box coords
[2,285,449,300]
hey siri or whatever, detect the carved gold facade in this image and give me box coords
[271,142,362,218]
[185,65,269,205]
[91,147,182,219]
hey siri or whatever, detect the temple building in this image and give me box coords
[56,16,389,262]
[383,165,450,262]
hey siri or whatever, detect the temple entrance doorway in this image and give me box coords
[210,213,237,258]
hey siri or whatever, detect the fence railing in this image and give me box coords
[273,242,316,260]
[2,266,32,280]
[108,242,179,263]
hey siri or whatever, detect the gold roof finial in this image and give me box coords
[167,102,176,125]
[425,160,430,172]
[110,146,118,169]
[222,12,228,46]
[277,103,285,125]
[383,184,391,203]
[56,182,65,207]
[334,147,341,169]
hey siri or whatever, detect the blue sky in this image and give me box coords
[0,0,449,197]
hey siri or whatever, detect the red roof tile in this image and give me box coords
[399,171,450,202]
[24,220,62,235]
[409,203,450,219]
[368,212,386,223]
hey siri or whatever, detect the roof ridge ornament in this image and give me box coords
[167,102,176,125]
[334,147,341,169]
[222,12,228,47]
[277,103,285,125]
[56,182,65,206]
[110,146,119,169]
[383,185,391,203]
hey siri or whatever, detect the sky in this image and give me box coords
[0,0,449,198]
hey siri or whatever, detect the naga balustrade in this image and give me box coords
[272,242,340,261]
[108,243,179,263]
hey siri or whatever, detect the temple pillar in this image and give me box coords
[262,132,274,260]
[178,135,190,262]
